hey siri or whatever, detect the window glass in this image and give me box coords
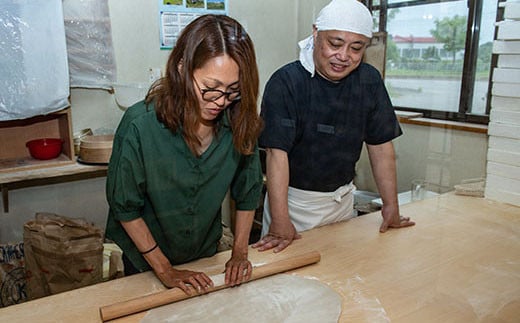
[384,1,467,112]
[388,0,414,3]
[372,9,380,32]
[376,0,499,120]
[472,0,498,115]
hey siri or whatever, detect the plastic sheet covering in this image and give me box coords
[0,0,70,121]
[63,0,116,89]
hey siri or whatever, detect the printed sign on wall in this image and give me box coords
[159,0,228,49]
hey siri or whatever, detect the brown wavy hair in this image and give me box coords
[145,14,262,156]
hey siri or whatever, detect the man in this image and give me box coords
[253,0,415,253]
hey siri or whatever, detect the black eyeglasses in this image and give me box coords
[194,79,241,102]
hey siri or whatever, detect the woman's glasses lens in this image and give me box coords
[202,89,241,102]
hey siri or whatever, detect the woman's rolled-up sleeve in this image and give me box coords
[106,123,146,221]
[230,146,263,211]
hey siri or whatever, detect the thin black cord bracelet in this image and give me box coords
[140,242,159,255]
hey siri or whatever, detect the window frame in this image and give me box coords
[366,0,504,125]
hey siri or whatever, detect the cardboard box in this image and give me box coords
[504,1,520,20]
[497,21,520,40]
[493,40,520,54]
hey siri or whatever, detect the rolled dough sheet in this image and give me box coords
[141,274,342,323]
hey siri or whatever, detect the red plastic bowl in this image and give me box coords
[26,138,63,160]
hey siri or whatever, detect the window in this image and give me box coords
[368,0,502,124]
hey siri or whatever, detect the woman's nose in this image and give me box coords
[213,95,228,107]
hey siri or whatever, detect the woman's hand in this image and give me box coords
[154,267,214,295]
[224,252,252,286]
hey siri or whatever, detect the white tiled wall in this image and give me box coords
[485,0,520,206]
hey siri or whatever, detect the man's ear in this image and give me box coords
[312,25,318,41]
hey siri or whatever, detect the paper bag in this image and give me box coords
[23,212,103,300]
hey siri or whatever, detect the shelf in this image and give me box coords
[0,108,75,173]
[0,161,107,213]
[398,116,488,134]
[0,154,74,173]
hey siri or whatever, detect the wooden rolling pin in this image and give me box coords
[99,250,321,322]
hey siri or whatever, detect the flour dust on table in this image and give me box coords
[141,274,342,323]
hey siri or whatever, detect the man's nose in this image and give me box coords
[336,49,350,61]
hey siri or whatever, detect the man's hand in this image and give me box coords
[252,222,301,252]
[379,203,415,232]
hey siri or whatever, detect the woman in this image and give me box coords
[105,14,263,295]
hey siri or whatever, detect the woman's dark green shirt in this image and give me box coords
[105,101,263,272]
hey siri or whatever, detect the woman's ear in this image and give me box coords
[177,59,183,74]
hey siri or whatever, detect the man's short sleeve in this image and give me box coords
[259,66,300,153]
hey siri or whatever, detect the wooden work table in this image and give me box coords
[1,192,519,322]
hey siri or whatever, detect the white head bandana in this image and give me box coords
[299,0,373,76]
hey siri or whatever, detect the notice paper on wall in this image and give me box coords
[159,0,228,50]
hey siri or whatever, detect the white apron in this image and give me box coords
[261,182,356,237]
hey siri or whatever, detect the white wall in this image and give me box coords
[0,0,490,244]
[296,0,329,39]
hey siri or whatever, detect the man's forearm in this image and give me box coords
[265,148,291,224]
[367,142,399,207]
